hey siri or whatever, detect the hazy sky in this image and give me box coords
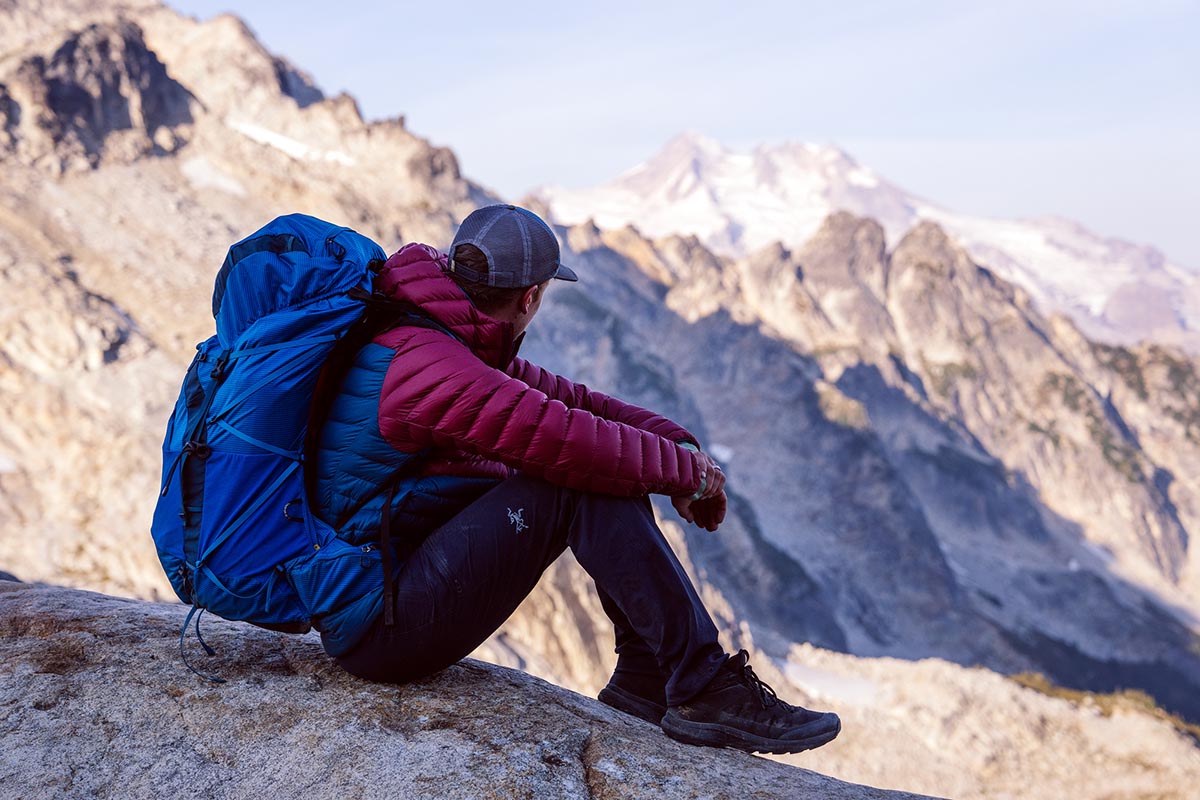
[167,0,1200,266]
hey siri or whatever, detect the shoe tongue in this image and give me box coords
[724,650,750,672]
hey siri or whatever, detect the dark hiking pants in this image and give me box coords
[332,473,728,706]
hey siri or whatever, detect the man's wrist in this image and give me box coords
[678,441,706,500]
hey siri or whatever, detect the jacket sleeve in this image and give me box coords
[507,357,699,447]
[379,332,704,497]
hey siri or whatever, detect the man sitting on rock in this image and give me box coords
[312,203,840,754]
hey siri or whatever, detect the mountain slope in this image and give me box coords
[535,133,1200,348]
[505,215,1200,725]
[0,0,485,595]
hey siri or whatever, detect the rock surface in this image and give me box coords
[0,581,932,800]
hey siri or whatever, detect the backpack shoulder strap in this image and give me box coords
[302,286,460,521]
[345,286,464,342]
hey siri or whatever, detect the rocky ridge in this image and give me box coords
[0,580,935,800]
[503,214,1200,709]
[7,577,1199,800]
[535,132,1200,348]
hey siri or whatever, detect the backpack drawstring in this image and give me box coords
[179,605,226,684]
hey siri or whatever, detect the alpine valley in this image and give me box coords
[1,2,1198,798]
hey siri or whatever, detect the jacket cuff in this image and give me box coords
[678,441,706,500]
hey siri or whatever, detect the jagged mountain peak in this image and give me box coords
[807,210,888,246]
[537,133,1197,350]
[656,129,728,159]
[0,0,159,52]
[1,0,479,245]
[794,213,889,295]
[536,134,916,267]
[157,9,325,110]
[888,219,1025,319]
[893,219,962,262]
[0,17,195,172]
[131,8,315,121]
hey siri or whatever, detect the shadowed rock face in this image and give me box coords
[0,581,933,800]
[521,239,994,668]
[0,20,194,171]
[0,0,480,602]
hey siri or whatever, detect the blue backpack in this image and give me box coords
[152,214,396,678]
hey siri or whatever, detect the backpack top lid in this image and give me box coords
[212,213,385,346]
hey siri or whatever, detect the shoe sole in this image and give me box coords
[660,711,841,755]
[598,684,667,725]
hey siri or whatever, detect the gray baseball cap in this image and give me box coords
[448,204,579,288]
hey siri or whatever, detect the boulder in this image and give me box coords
[0,582,935,799]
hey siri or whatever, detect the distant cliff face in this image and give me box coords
[0,0,482,598]
[508,210,1200,723]
[0,19,194,172]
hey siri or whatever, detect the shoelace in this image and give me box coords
[732,650,792,710]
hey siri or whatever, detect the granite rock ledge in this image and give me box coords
[0,580,936,799]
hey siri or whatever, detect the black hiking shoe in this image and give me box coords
[598,680,667,725]
[660,650,841,754]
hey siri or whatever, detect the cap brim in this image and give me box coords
[553,263,579,282]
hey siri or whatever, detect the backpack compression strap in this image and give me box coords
[304,286,463,626]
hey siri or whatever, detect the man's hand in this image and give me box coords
[690,490,727,531]
[671,492,727,531]
[672,495,697,525]
[673,451,728,532]
[697,454,725,500]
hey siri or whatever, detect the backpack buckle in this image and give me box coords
[210,352,231,380]
[283,499,304,522]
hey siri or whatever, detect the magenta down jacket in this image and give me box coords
[372,243,706,497]
[310,242,706,654]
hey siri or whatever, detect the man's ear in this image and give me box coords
[521,284,539,314]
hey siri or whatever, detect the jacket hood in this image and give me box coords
[375,243,521,368]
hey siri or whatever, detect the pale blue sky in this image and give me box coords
[167,0,1200,266]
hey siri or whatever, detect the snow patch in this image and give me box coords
[0,453,18,474]
[180,156,246,196]
[846,166,878,189]
[227,118,355,166]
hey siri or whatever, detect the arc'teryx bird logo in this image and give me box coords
[507,507,528,534]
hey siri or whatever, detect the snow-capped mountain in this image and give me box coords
[535,133,1199,348]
